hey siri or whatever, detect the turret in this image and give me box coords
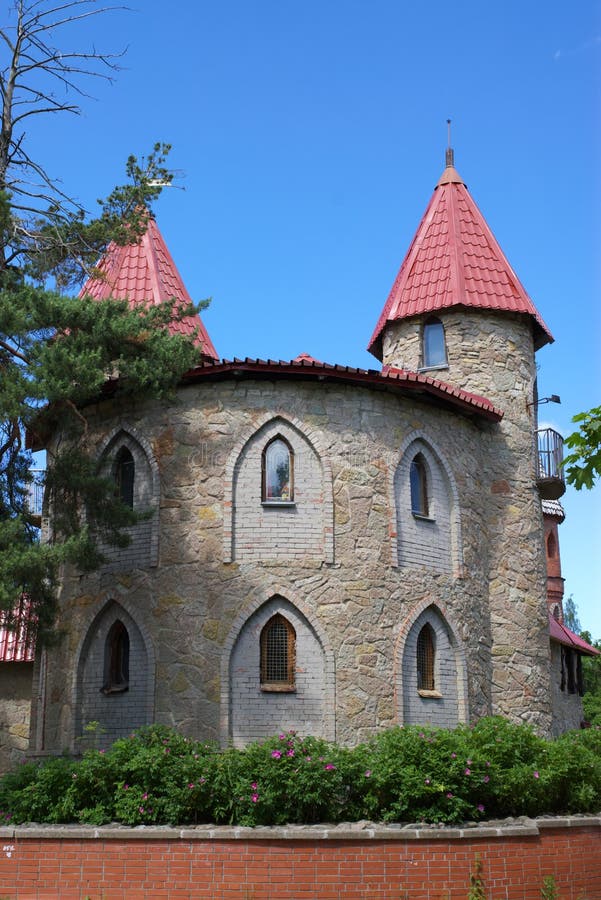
[367,148,553,411]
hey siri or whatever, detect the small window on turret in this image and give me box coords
[422,318,447,368]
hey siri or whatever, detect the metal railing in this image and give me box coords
[26,468,45,518]
[536,428,565,498]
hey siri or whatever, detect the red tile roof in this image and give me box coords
[0,595,35,662]
[183,356,503,421]
[368,160,553,359]
[79,216,218,361]
[549,615,599,656]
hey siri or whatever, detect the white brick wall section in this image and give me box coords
[228,597,328,747]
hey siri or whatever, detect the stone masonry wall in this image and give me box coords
[29,352,555,753]
[0,663,32,773]
[383,310,553,731]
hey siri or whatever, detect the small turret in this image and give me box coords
[80,215,218,362]
[367,146,552,407]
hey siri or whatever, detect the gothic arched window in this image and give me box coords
[260,614,296,690]
[114,447,135,508]
[410,454,429,516]
[262,437,294,502]
[422,317,447,368]
[101,620,130,694]
[416,623,435,692]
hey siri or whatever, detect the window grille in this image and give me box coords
[260,614,296,689]
[410,455,429,516]
[114,447,135,508]
[417,623,435,691]
[102,620,130,694]
[262,437,294,501]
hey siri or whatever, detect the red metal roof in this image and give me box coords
[79,216,218,361]
[0,595,35,662]
[549,615,599,656]
[183,356,503,421]
[368,160,553,359]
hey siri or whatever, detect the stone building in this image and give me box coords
[24,149,598,758]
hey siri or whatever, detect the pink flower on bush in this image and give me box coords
[279,733,286,740]
[251,793,259,803]
[424,778,431,785]
[188,783,195,789]
[446,792,453,799]
[199,776,206,784]
[466,759,472,766]
[483,775,490,783]
[123,784,129,791]
[364,770,372,778]
[477,804,485,813]
[142,793,148,800]
[324,763,336,771]
[287,749,295,757]
[534,771,540,779]
[451,752,457,759]
[139,807,145,814]
[465,768,471,776]
[271,750,282,759]
[251,782,258,790]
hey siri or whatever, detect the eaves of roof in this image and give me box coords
[549,615,599,656]
[182,357,503,422]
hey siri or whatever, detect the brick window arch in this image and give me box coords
[262,437,294,502]
[416,622,435,692]
[114,446,135,509]
[260,614,296,691]
[422,317,447,368]
[102,620,130,694]
[410,454,429,516]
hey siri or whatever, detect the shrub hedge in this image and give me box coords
[1,718,599,827]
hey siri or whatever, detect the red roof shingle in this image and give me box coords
[0,595,35,662]
[368,161,553,359]
[80,216,218,361]
[549,615,599,656]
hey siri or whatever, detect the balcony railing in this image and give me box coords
[536,428,565,500]
[26,468,45,522]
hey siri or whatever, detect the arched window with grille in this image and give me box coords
[114,446,135,508]
[422,317,447,368]
[416,623,435,692]
[410,454,429,517]
[102,620,129,694]
[262,437,294,502]
[260,614,296,690]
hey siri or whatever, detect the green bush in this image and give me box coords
[1,719,599,827]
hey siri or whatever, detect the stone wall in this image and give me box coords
[0,663,33,773]
[383,309,553,730]
[1,818,599,899]
[29,348,558,753]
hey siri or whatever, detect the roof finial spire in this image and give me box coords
[445,118,454,168]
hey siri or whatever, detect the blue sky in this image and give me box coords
[17,0,600,633]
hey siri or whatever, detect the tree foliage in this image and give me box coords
[563,406,601,491]
[0,2,203,640]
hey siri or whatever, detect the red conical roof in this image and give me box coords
[79,216,218,361]
[368,157,553,360]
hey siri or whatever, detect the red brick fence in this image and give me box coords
[0,816,599,899]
